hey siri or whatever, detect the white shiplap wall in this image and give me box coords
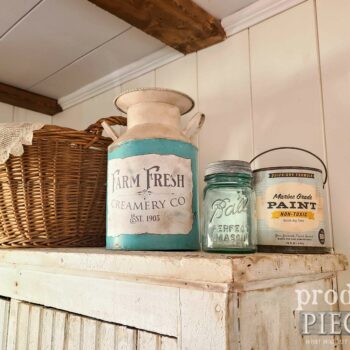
[0,0,349,324]
[316,0,350,315]
[0,103,52,124]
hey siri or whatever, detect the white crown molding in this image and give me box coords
[222,0,306,36]
[59,47,182,110]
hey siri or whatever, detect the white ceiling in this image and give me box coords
[0,0,41,37]
[0,0,257,100]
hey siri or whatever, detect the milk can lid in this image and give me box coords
[114,88,194,115]
[205,160,252,177]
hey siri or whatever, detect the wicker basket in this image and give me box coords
[0,116,126,248]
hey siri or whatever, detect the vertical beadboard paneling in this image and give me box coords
[137,331,160,350]
[4,300,173,349]
[160,336,177,350]
[121,71,156,92]
[52,310,67,350]
[40,308,54,350]
[0,102,13,122]
[250,0,325,168]
[66,314,82,350]
[13,107,52,124]
[117,326,137,350]
[156,54,198,126]
[16,302,30,350]
[0,299,9,350]
[98,322,116,349]
[316,0,350,307]
[6,300,19,350]
[27,305,41,350]
[198,31,253,181]
[81,318,98,350]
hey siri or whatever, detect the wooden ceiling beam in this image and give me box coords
[88,0,226,54]
[0,82,62,116]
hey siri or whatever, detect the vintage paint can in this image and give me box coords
[251,147,332,253]
[105,88,204,251]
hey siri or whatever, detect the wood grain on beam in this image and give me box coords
[0,83,62,116]
[88,0,226,54]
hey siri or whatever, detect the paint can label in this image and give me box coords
[254,168,330,247]
[107,145,194,236]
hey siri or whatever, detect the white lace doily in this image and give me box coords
[0,123,44,164]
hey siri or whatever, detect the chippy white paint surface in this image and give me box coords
[0,249,346,350]
[0,249,345,288]
[236,277,340,349]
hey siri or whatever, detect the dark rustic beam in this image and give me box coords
[88,0,226,54]
[0,82,62,116]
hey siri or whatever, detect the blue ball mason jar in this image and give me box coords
[202,160,257,253]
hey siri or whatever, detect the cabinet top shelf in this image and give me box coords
[0,248,346,290]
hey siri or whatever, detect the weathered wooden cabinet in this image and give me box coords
[0,249,346,349]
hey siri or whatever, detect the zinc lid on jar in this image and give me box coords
[114,88,195,116]
[205,160,252,177]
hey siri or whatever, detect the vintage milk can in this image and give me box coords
[250,147,332,254]
[104,88,204,250]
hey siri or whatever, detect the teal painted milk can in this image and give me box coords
[103,88,204,250]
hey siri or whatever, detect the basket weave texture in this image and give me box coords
[0,116,126,248]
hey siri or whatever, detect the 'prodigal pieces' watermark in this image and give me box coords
[296,284,350,335]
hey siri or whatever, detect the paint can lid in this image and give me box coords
[205,160,252,177]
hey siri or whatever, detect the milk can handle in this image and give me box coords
[83,116,127,148]
[85,116,127,135]
[249,146,328,188]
